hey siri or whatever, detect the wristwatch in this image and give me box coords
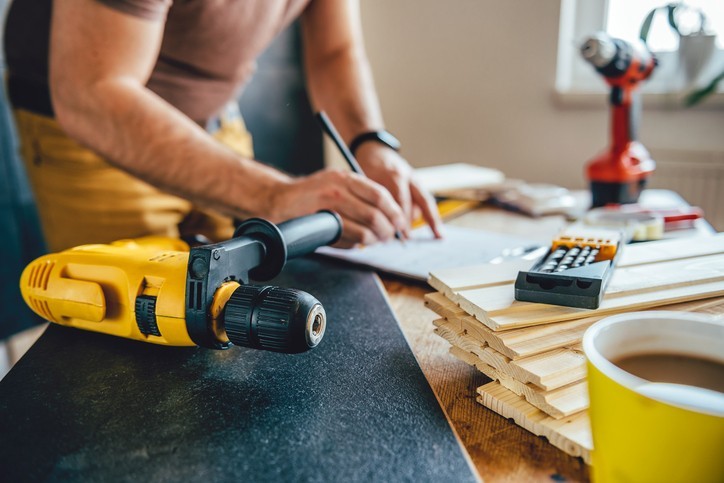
[348,130,401,156]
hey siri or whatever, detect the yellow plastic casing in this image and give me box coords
[587,360,724,482]
[20,237,197,346]
[584,312,724,483]
[551,233,620,262]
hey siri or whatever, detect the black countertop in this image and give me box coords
[0,257,474,482]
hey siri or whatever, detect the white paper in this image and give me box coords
[316,225,537,281]
[414,163,504,194]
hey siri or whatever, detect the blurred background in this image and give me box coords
[358,0,724,230]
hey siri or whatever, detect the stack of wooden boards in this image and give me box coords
[425,233,724,464]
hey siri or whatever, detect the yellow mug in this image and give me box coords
[583,311,724,483]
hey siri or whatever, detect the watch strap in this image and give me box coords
[349,130,401,157]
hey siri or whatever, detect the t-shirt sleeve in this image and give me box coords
[95,0,172,21]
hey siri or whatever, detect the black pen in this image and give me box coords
[316,111,405,243]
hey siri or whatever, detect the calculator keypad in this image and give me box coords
[537,245,600,273]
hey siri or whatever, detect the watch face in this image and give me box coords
[378,131,401,150]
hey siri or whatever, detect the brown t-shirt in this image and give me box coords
[4,0,311,122]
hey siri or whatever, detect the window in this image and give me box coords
[556,0,724,99]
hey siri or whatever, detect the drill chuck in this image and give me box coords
[222,284,326,353]
[581,33,616,68]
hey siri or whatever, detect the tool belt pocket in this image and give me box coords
[15,109,115,171]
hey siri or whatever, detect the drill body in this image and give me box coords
[20,212,342,353]
[581,33,657,207]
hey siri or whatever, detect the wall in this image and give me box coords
[359,0,724,190]
[239,22,323,176]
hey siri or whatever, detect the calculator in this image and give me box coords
[514,232,622,309]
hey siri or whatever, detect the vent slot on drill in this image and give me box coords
[28,296,55,322]
[187,280,204,310]
[27,260,54,290]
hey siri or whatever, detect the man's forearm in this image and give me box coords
[53,79,292,222]
[302,0,386,145]
[304,47,384,144]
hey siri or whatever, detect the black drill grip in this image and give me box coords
[278,210,343,260]
[235,211,342,281]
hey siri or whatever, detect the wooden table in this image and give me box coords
[383,206,586,482]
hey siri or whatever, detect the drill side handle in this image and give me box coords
[278,210,343,260]
[234,211,342,281]
[186,212,343,349]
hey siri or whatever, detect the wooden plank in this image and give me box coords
[424,292,466,331]
[427,292,591,361]
[458,254,724,320]
[435,316,586,389]
[428,258,535,299]
[429,233,724,297]
[511,344,586,391]
[476,382,592,465]
[387,280,590,483]
[619,233,724,267]
[428,292,724,359]
[462,280,724,331]
[449,345,588,419]
[489,280,724,330]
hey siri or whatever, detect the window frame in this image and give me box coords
[556,0,724,102]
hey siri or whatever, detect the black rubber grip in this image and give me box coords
[279,211,342,260]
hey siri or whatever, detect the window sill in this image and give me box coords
[553,89,724,110]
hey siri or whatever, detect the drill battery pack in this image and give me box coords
[514,231,623,309]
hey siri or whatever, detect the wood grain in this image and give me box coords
[385,278,590,482]
[429,233,724,297]
[483,281,724,330]
[458,254,724,321]
[477,382,592,464]
[428,292,724,360]
[384,204,720,483]
[447,343,588,419]
[434,318,587,393]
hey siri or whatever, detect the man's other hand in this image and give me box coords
[355,144,442,239]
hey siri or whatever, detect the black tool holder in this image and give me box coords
[184,211,342,350]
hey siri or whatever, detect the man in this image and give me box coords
[4,0,441,251]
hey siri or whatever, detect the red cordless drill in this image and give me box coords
[581,32,658,207]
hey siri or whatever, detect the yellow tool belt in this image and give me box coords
[12,101,253,252]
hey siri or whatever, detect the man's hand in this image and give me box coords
[271,169,408,248]
[301,0,442,243]
[355,144,442,239]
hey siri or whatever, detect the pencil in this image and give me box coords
[316,111,404,243]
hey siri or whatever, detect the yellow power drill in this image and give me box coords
[20,211,343,353]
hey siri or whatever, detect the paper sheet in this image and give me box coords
[316,225,537,281]
[414,163,504,194]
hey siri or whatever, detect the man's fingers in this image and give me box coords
[345,174,407,233]
[392,178,413,232]
[410,181,443,238]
